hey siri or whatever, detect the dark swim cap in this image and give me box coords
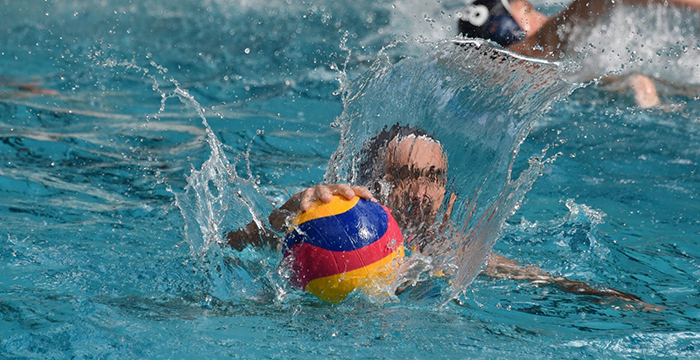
[458,0,525,47]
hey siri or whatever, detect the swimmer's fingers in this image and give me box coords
[299,187,321,212]
[326,184,355,201]
[298,184,375,212]
[314,185,335,204]
[350,186,376,202]
[322,184,375,202]
[298,185,334,211]
[305,184,347,209]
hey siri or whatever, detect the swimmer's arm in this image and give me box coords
[225,221,278,250]
[225,193,303,251]
[226,184,375,250]
[509,0,694,58]
[668,0,700,10]
[483,253,664,311]
[225,194,302,251]
[14,82,59,95]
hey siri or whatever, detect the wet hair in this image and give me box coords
[357,123,434,187]
[458,0,525,47]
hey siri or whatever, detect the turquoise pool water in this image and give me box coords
[2,0,699,358]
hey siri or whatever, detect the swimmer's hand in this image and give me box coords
[226,184,374,250]
[297,184,375,212]
[269,184,375,232]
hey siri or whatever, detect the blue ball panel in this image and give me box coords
[283,199,389,252]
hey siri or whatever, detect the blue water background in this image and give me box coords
[1,0,700,358]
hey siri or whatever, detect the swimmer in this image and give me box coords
[457,0,700,108]
[228,126,451,251]
[0,76,58,98]
[227,124,661,310]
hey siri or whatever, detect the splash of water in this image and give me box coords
[93,58,282,302]
[167,85,272,256]
[97,39,577,306]
[326,39,577,305]
[565,4,700,85]
[93,57,274,257]
[167,82,281,302]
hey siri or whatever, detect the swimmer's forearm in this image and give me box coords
[511,0,692,58]
[224,193,299,250]
[484,253,662,309]
[551,277,640,301]
[269,192,304,232]
[551,277,665,311]
[226,221,278,250]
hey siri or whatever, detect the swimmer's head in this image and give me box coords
[381,134,447,226]
[358,124,448,229]
[458,0,525,47]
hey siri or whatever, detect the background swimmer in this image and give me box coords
[0,76,58,98]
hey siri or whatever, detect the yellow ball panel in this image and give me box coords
[295,195,360,226]
[304,246,405,304]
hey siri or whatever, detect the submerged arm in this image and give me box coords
[483,253,664,311]
[0,78,59,98]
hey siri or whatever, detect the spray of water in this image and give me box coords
[327,39,577,305]
[92,56,284,302]
[166,82,280,302]
[565,4,700,85]
[95,37,577,306]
